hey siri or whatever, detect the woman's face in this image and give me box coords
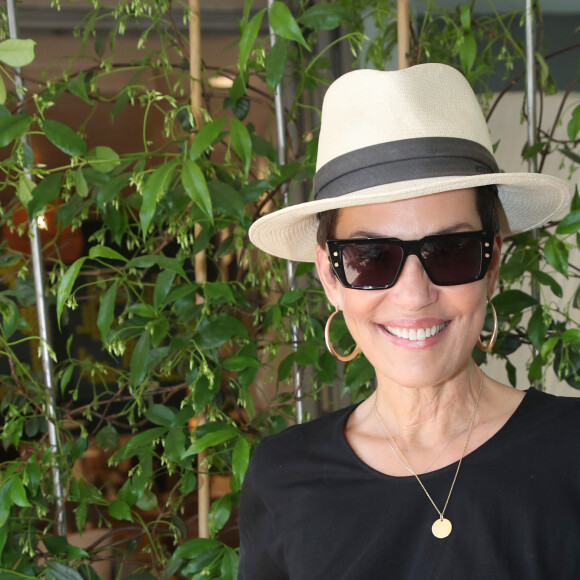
[314,188,502,389]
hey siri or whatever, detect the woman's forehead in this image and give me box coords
[334,189,480,237]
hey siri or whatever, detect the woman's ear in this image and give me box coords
[486,233,502,296]
[314,243,342,307]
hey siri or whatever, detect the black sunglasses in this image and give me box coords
[327,230,495,290]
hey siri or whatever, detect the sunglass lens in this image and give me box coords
[342,242,404,288]
[421,236,482,285]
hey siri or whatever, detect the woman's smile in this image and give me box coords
[383,321,449,341]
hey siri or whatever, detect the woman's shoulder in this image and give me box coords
[249,403,358,469]
[516,387,580,432]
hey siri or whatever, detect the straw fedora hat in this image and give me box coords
[249,63,571,262]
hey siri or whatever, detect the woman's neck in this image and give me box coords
[373,364,481,445]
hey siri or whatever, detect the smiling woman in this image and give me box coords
[238,64,580,580]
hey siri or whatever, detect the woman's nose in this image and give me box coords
[387,255,437,310]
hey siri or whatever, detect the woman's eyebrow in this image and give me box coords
[344,223,478,239]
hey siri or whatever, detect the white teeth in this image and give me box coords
[385,323,447,341]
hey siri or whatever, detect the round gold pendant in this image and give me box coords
[432,518,452,538]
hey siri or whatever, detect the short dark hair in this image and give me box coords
[316,185,500,247]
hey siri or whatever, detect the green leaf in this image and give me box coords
[344,354,375,390]
[277,351,296,383]
[220,546,239,580]
[460,3,471,31]
[296,339,319,367]
[460,32,477,73]
[111,427,167,461]
[173,538,222,559]
[528,354,543,383]
[0,114,31,147]
[279,288,305,305]
[505,359,517,387]
[556,209,580,234]
[67,72,92,105]
[541,335,560,358]
[60,364,74,393]
[108,498,133,522]
[568,104,580,142]
[27,173,62,218]
[154,270,176,310]
[269,2,309,50]
[195,314,249,349]
[86,146,121,173]
[45,561,85,580]
[71,437,89,462]
[183,424,239,457]
[230,118,252,177]
[189,117,227,161]
[181,160,213,221]
[42,119,87,157]
[9,477,30,507]
[151,316,169,347]
[75,168,89,197]
[222,356,261,372]
[228,77,248,116]
[88,246,126,263]
[135,490,158,512]
[56,257,87,328]
[96,424,119,449]
[208,494,231,537]
[265,38,288,90]
[544,235,569,276]
[16,175,35,206]
[0,296,20,339]
[297,4,348,30]
[530,269,563,298]
[130,254,189,281]
[560,328,580,345]
[204,281,235,304]
[192,373,220,412]
[130,332,151,386]
[209,181,244,221]
[140,160,179,237]
[164,427,186,463]
[571,187,580,211]
[492,290,537,317]
[0,76,6,105]
[97,281,118,342]
[0,39,36,67]
[97,172,131,203]
[146,404,175,427]
[232,436,250,489]
[238,8,266,73]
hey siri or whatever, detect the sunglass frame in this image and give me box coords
[327,230,495,290]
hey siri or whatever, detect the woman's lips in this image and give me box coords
[383,321,449,341]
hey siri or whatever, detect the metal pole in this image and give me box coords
[525,0,538,175]
[6,0,67,536]
[525,0,541,387]
[267,0,304,423]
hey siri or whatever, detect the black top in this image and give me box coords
[238,389,580,580]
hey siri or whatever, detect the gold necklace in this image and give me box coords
[373,410,471,473]
[373,370,485,539]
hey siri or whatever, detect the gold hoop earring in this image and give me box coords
[324,308,360,362]
[477,298,498,352]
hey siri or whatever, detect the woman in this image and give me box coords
[238,64,580,579]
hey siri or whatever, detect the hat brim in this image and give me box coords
[249,172,572,262]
